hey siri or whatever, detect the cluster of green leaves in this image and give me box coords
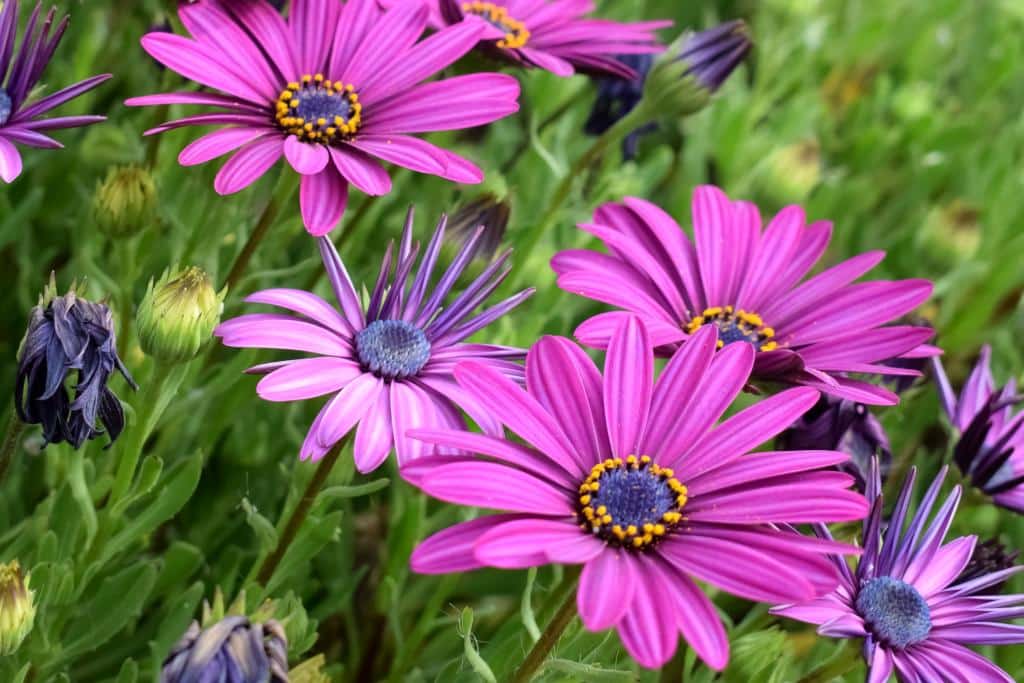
[2,0,1024,680]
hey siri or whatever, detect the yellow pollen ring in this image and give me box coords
[577,456,688,551]
[275,74,362,144]
[685,305,779,352]
[461,1,530,49]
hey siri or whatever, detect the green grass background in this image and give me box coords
[1,0,1023,680]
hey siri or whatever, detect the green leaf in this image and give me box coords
[264,511,342,596]
[115,658,139,683]
[62,560,158,660]
[110,455,164,518]
[242,497,279,552]
[521,567,541,643]
[317,477,390,502]
[150,581,204,663]
[152,541,204,598]
[459,607,497,683]
[544,659,638,682]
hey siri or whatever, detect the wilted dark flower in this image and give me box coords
[584,54,657,160]
[934,346,1024,513]
[162,616,288,683]
[447,193,511,262]
[644,21,752,120]
[15,280,136,449]
[0,560,35,656]
[779,395,891,490]
[956,538,1020,591]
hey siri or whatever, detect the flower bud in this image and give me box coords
[0,561,36,656]
[956,538,1019,592]
[645,21,752,119]
[137,267,225,364]
[162,616,288,683]
[758,140,821,204]
[93,165,158,238]
[447,193,511,263]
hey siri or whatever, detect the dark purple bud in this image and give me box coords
[779,395,891,492]
[447,193,511,262]
[955,538,1019,592]
[585,54,656,160]
[678,20,752,94]
[15,281,136,450]
[161,616,289,683]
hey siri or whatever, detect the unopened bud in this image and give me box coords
[759,140,821,204]
[137,266,225,364]
[0,560,36,656]
[93,165,158,238]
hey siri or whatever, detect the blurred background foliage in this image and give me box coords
[1,0,1023,680]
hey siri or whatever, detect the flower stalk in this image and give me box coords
[0,408,24,485]
[508,570,580,683]
[224,171,299,293]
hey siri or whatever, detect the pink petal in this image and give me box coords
[362,74,520,133]
[284,136,330,175]
[180,128,271,166]
[390,380,445,465]
[417,460,573,514]
[244,288,352,335]
[341,1,429,86]
[603,315,652,459]
[0,136,23,183]
[474,518,601,568]
[315,374,382,451]
[438,149,483,184]
[256,357,362,402]
[346,134,447,175]
[650,558,730,671]
[290,0,341,74]
[216,314,349,356]
[615,559,681,669]
[139,32,267,104]
[331,146,392,195]
[578,550,636,630]
[300,168,349,236]
[214,137,284,195]
[411,514,531,574]
[354,384,394,472]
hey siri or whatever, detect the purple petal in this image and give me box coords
[354,384,394,472]
[578,550,637,630]
[0,136,23,183]
[213,137,284,195]
[256,357,362,402]
[216,314,349,356]
[330,146,392,195]
[245,288,352,335]
[300,168,349,236]
[652,559,730,671]
[139,32,267,104]
[603,315,652,459]
[315,374,382,451]
[179,128,270,166]
[411,514,531,574]
[390,380,447,465]
[346,134,447,175]
[284,136,330,175]
[616,559,681,669]
[362,74,520,134]
[417,460,573,514]
[474,518,602,568]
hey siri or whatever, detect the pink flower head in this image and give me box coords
[423,0,669,78]
[0,1,110,182]
[215,208,533,472]
[406,316,867,669]
[773,463,1024,683]
[126,0,520,235]
[552,186,937,406]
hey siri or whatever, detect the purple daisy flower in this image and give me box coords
[0,1,110,182]
[933,346,1024,513]
[552,185,937,405]
[772,463,1024,683]
[419,0,669,78]
[126,0,520,236]
[406,316,867,669]
[215,208,533,472]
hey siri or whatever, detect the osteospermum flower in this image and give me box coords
[773,464,1024,683]
[0,1,110,182]
[407,316,867,669]
[552,186,936,405]
[215,208,533,472]
[126,0,520,236]
[422,0,668,78]
[933,346,1024,513]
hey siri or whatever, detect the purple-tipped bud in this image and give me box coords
[161,616,288,683]
[678,20,752,93]
[447,193,512,262]
[955,538,1020,592]
[585,54,657,160]
[15,278,137,449]
[779,395,891,491]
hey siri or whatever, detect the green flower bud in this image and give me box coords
[93,165,158,238]
[137,266,225,364]
[0,560,36,656]
[290,655,331,683]
[758,140,822,204]
[917,200,980,267]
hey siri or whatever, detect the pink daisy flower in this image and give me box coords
[552,186,937,406]
[126,0,520,235]
[215,209,532,472]
[773,463,1024,682]
[406,316,867,669]
[420,0,669,78]
[0,1,110,182]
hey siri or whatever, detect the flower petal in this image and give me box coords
[256,357,362,402]
[284,136,330,175]
[300,168,349,236]
[214,137,284,195]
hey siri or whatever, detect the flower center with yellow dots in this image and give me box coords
[577,456,687,551]
[275,74,362,144]
[461,1,530,49]
[686,306,778,351]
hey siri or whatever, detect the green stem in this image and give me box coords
[387,574,460,683]
[300,194,378,293]
[254,437,348,586]
[518,106,650,261]
[0,408,25,485]
[223,172,298,293]
[67,447,99,549]
[499,92,581,176]
[508,572,580,683]
[107,362,185,509]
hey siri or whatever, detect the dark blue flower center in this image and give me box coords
[578,456,688,550]
[685,306,778,352]
[461,2,530,49]
[355,319,430,380]
[275,74,361,144]
[855,576,932,649]
[0,89,12,126]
